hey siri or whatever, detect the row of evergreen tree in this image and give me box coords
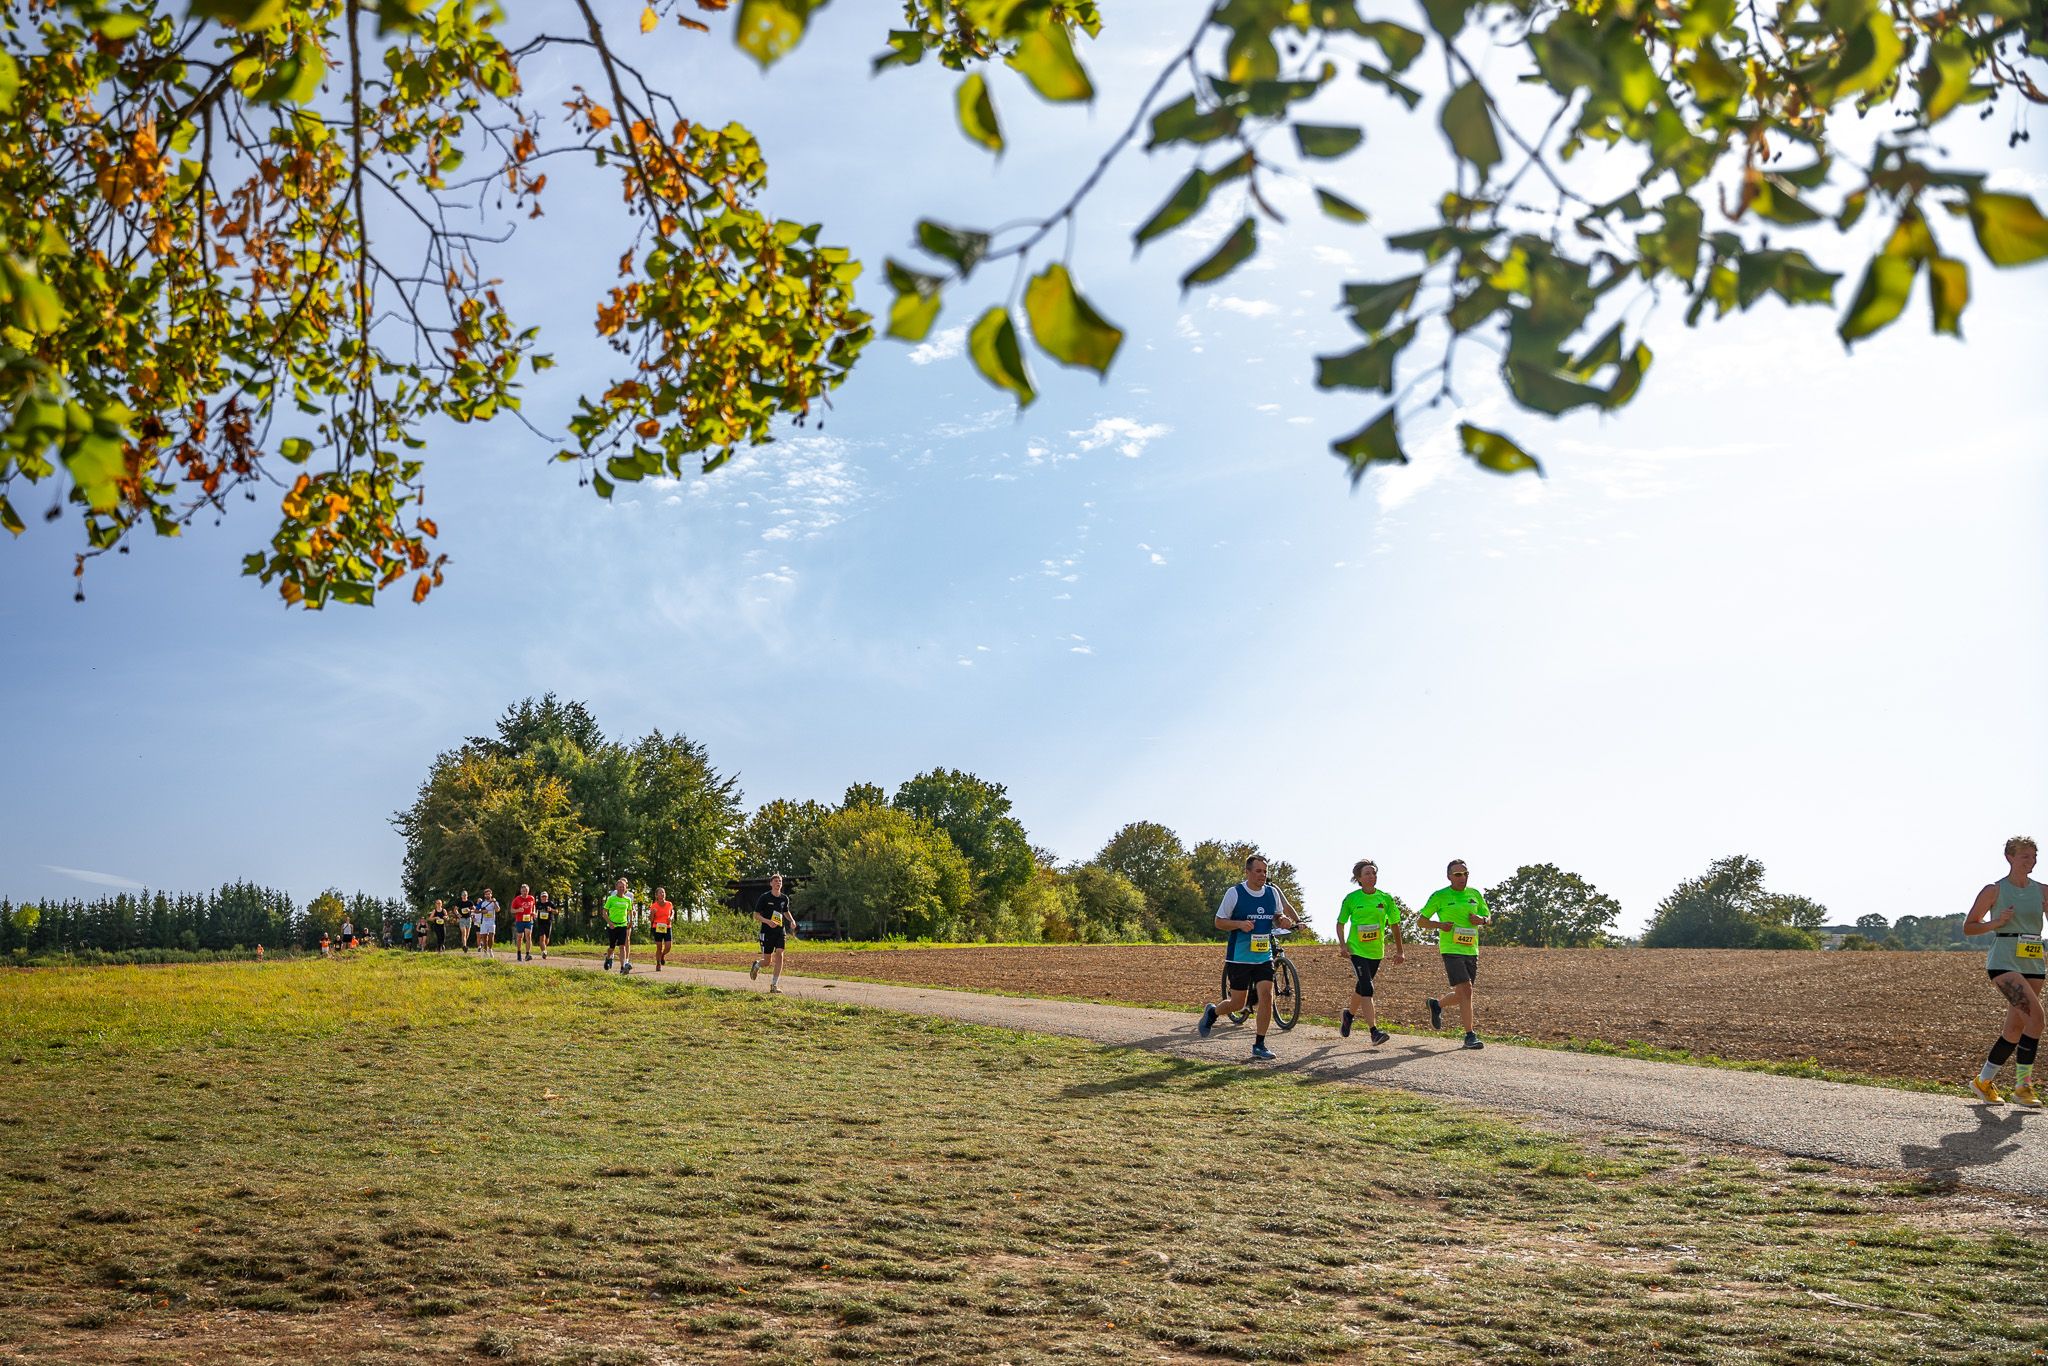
[1,883,404,956]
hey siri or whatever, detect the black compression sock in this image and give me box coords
[1989,1037,2019,1066]
[2020,1035,2041,1066]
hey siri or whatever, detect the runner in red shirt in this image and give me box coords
[510,884,538,962]
[649,889,675,972]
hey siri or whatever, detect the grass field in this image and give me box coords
[3,955,2046,1365]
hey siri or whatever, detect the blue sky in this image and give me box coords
[3,3,2044,933]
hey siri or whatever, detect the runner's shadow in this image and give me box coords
[1897,1105,2033,1183]
[1060,1057,1253,1099]
[1278,1041,1439,1079]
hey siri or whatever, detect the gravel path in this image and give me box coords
[543,955,2048,1197]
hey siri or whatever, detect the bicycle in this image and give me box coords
[1220,928,1302,1032]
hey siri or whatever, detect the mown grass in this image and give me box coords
[1,955,2044,1365]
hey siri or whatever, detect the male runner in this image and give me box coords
[1334,859,1405,1045]
[1965,836,2044,1106]
[428,899,448,951]
[602,878,635,973]
[649,888,675,972]
[534,891,555,960]
[510,885,537,962]
[1417,859,1489,1049]
[1197,855,1300,1061]
[475,889,499,958]
[751,874,793,991]
[456,890,474,952]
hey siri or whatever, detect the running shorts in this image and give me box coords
[1349,953,1382,997]
[1988,969,2046,982]
[1225,961,1275,991]
[653,929,672,944]
[476,921,496,937]
[607,925,629,949]
[1443,954,1479,987]
[760,925,787,953]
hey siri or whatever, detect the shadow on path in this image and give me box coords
[1897,1105,2036,1183]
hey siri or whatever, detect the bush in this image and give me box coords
[1752,923,1821,950]
[10,946,301,969]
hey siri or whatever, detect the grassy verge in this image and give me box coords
[1,956,2043,1365]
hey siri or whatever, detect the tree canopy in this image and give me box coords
[5,0,2041,603]
[1481,862,1621,946]
[1641,853,1826,948]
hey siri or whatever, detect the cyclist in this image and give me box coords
[751,874,792,992]
[1417,859,1490,1050]
[475,888,499,959]
[602,878,635,974]
[1198,854,1299,1061]
[649,887,675,971]
[1334,859,1404,1045]
[534,891,556,960]
[510,884,537,962]
[1965,836,2044,1106]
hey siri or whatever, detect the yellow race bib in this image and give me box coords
[1357,926,1382,944]
[1249,934,1271,955]
[2019,935,2044,961]
[1453,931,1478,948]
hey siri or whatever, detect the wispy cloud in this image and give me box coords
[678,433,863,543]
[1209,296,1279,318]
[45,864,144,891]
[908,325,967,366]
[1071,417,1171,459]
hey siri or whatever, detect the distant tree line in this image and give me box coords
[1,882,402,957]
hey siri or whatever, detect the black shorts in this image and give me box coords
[1443,954,1479,987]
[607,925,629,948]
[760,926,786,953]
[653,929,672,943]
[1349,954,1382,997]
[536,921,552,938]
[1988,969,2046,982]
[1225,961,1275,992]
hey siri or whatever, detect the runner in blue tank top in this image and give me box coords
[1197,854,1300,1061]
[1964,836,2044,1106]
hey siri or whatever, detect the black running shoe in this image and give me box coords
[1462,1032,1483,1050]
[1370,1026,1391,1046]
[1340,1009,1354,1039]
[1427,997,1443,1030]
[602,957,612,972]
[1198,1004,1217,1039]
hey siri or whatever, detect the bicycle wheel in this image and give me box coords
[1270,954,1302,1031]
[1222,967,1251,1024]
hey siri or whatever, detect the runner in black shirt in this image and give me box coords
[456,890,475,952]
[751,874,794,993]
[534,892,555,960]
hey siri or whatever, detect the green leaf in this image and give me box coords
[1966,192,2048,266]
[967,307,1036,407]
[955,74,1003,154]
[914,220,990,276]
[1914,42,1976,125]
[1146,94,1238,148]
[1316,188,1370,225]
[1421,0,1471,40]
[1293,124,1364,159]
[0,493,24,537]
[884,258,944,342]
[734,0,828,70]
[1009,18,1094,103]
[873,29,926,73]
[1809,12,1903,107]
[1837,253,1919,344]
[1458,423,1542,476]
[331,580,374,607]
[591,472,615,500]
[1315,322,1417,393]
[0,53,18,114]
[1751,179,1823,227]
[1332,408,1407,482]
[1023,264,1123,375]
[279,437,315,463]
[1342,276,1421,334]
[1927,256,1969,336]
[1225,27,1280,82]
[1179,218,1257,291]
[1358,21,1426,71]
[1134,168,1214,249]
[189,0,290,28]
[1356,62,1423,110]
[1506,360,1607,415]
[64,432,128,511]
[1439,81,1502,176]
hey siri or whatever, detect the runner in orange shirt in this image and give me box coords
[510,884,538,962]
[649,887,675,972]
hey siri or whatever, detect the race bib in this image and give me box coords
[1249,934,1271,955]
[2019,935,2044,961]
[1357,926,1382,944]
[1453,931,1478,948]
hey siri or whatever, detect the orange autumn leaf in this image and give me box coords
[634,418,661,438]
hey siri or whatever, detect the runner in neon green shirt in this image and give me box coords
[1333,859,1405,1045]
[602,877,636,974]
[1415,859,1489,1050]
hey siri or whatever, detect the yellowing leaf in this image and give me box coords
[967,307,1035,407]
[1332,408,1407,483]
[1008,17,1093,102]
[641,5,658,33]
[1458,423,1542,475]
[1179,217,1257,292]
[1927,256,1968,336]
[955,73,1003,154]
[1966,191,2048,267]
[1838,253,1918,345]
[1022,264,1123,375]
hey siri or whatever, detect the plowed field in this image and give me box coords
[671,944,2001,1085]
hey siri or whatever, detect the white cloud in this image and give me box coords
[1313,245,1357,267]
[907,325,967,366]
[44,864,144,891]
[1071,417,1171,459]
[929,408,1009,439]
[680,433,863,543]
[1070,645,1094,655]
[1149,552,1166,565]
[1209,296,1279,318]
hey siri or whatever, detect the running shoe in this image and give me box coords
[620,962,633,974]
[1198,1004,1217,1039]
[1250,1044,1277,1062]
[769,984,781,994]
[602,957,612,972]
[1340,1009,1354,1039]
[1427,997,1443,1030]
[750,960,761,981]
[1369,1026,1391,1046]
[2012,1082,2042,1108]
[1462,1032,1484,1050]
[1971,1077,2005,1105]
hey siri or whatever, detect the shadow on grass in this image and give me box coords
[1059,1053,1260,1099]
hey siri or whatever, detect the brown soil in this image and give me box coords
[671,944,2005,1085]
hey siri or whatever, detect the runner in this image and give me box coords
[456,889,474,952]
[534,891,556,960]
[339,914,355,950]
[649,887,675,972]
[1197,854,1300,1061]
[475,888,499,959]
[510,885,537,962]
[751,874,793,992]
[319,931,331,957]
[602,878,635,974]
[1417,859,1490,1050]
[400,914,415,950]
[1333,859,1405,1045]
[428,898,449,952]
[1964,836,2045,1106]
